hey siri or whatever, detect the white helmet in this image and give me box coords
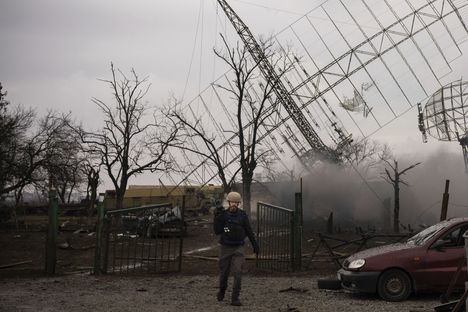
[226,192,241,203]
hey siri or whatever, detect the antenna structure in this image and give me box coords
[162,0,468,187]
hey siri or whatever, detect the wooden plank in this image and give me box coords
[0,260,32,269]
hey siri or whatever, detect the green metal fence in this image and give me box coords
[94,202,185,275]
[256,200,301,272]
[45,190,59,275]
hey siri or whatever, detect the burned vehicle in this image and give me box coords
[121,205,186,238]
[338,217,468,301]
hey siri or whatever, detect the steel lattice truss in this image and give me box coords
[162,0,468,187]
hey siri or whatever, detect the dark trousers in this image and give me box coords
[218,244,245,299]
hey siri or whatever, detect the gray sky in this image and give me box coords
[0,0,320,124]
[1,0,468,194]
[0,0,331,184]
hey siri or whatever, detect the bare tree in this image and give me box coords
[213,35,297,215]
[0,82,8,114]
[261,166,298,183]
[82,160,101,217]
[343,138,391,174]
[0,83,36,196]
[255,150,299,183]
[165,99,240,194]
[50,155,85,204]
[380,156,421,233]
[39,113,86,203]
[68,122,102,216]
[0,86,85,222]
[81,64,181,210]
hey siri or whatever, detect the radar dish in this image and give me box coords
[423,80,468,142]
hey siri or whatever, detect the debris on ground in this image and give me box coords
[58,241,71,249]
[279,304,300,312]
[279,286,309,293]
[72,228,88,235]
[184,255,217,261]
[184,245,218,255]
[0,260,33,269]
[317,277,342,290]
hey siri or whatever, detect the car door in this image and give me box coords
[419,224,468,290]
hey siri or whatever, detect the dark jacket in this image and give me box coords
[214,207,258,248]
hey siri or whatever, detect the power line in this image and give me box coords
[182,0,204,100]
[449,202,468,208]
[231,0,304,16]
[199,0,205,95]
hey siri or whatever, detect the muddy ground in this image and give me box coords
[0,215,444,311]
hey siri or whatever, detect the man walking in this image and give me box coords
[213,191,259,306]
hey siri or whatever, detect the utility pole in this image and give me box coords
[440,180,450,221]
[216,0,341,163]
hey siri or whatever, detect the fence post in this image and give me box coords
[327,212,334,234]
[290,214,295,271]
[178,196,185,272]
[102,216,110,274]
[45,189,58,275]
[293,192,303,271]
[93,193,105,275]
[440,180,450,221]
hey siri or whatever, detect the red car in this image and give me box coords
[338,217,468,301]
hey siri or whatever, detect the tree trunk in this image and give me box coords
[57,185,67,204]
[242,181,252,216]
[223,183,231,195]
[13,186,24,230]
[393,183,400,233]
[88,186,97,218]
[86,169,99,218]
[115,189,125,210]
[383,197,391,231]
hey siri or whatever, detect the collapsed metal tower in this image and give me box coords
[216,0,344,163]
[163,0,468,186]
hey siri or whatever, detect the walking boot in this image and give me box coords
[231,295,242,306]
[216,290,225,302]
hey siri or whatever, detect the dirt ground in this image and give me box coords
[0,274,440,312]
[0,215,446,311]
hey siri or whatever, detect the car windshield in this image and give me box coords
[406,221,449,246]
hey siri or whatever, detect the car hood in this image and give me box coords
[345,242,415,262]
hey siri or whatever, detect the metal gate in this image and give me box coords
[94,203,184,275]
[256,201,299,271]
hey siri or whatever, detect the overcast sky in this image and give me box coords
[1,0,468,192]
[0,0,321,124]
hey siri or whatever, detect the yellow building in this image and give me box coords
[104,184,223,210]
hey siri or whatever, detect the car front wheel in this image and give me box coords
[377,269,412,302]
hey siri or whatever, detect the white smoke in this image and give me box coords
[260,147,468,231]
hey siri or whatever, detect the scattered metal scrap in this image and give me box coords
[434,291,467,312]
[304,232,409,269]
